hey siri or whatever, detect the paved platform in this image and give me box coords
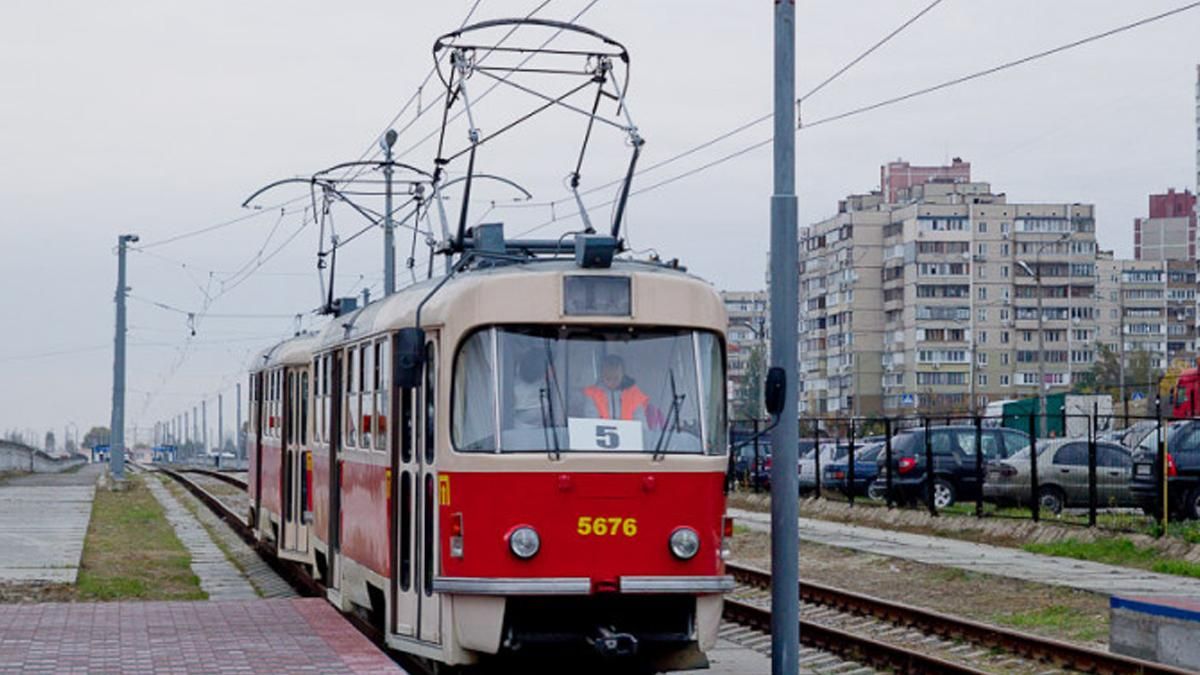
[0,466,99,583]
[731,508,1200,598]
[0,598,402,673]
[145,477,257,600]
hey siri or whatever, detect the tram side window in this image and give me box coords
[345,348,358,448]
[312,359,322,445]
[300,371,309,446]
[322,355,331,445]
[375,339,388,452]
[361,343,373,451]
[697,333,727,456]
[451,330,497,452]
[425,341,436,464]
[248,375,256,436]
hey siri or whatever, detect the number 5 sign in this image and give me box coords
[567,418,644,451]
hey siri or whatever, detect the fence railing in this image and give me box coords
[729,409,1197,536]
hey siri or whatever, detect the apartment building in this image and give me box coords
[798,167,1102,416]
[722,290,768,411]
[1134,189,1197,261]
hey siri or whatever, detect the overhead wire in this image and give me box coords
[513,0,1200,239]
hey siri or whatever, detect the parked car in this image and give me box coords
[732,443,771,488]
[748,439,815,491]
[982,439,1134,514]
[1130,420,1200,519]
[799,442,850,493]
[822,442,884,499]
[876,425,1030,508]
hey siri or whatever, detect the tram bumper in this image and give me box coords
[439,576,729,664]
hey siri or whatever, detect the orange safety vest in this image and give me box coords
[583,385,649,421]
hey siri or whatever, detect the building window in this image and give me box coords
[978,308,986,322]
[1001,331,1010,344]
[977,352,988,366]
[978,374,988,386]
[1001,265,1009,278]
[1000,374,1010,386]
[978,331,987,344]
[977,287,987,300]
[1001,352,1010,365]
[978,221,987,233]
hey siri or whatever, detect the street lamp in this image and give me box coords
[1016,231,1072,438]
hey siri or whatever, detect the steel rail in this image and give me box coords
[723,597,986,675]
[179,467,248,490]
[726,562,1190,675]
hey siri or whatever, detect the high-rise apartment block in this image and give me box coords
[1134,189,1197,261]
[800,162,1106,416]
[796,158,1200,417]
[722,290,768,411]
[880,157,971,204]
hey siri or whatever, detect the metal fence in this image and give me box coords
[730,408,1199,536]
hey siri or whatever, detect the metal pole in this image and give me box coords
[237,382,244,459]
[218,393,224,455]
[109,233,137,481]
[202,400,208,455]
[382,129,398,296]
[768,1,800,671]
[1036,264,1047,439]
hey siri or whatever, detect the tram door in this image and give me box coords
[281,367,310,558]
[328,350,344,593]
[392,335,441,645]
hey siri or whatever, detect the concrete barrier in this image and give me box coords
[0,441,88,474]
[1110,596,1200,669]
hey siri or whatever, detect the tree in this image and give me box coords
[82,426,110,449]
[734,344,766,421]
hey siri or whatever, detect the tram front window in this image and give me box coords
[452,326,725,455]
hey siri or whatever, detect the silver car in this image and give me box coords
[983,439,1134,514]
[799,442,850,493]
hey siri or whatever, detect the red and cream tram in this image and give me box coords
[247,230,733,668]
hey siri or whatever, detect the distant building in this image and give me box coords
[1134,188,1197,261]
[880,157,971,203]
[721,290,767,415]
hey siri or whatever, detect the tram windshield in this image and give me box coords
[453,326,726,455]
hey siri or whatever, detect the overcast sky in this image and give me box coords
[1,1,1197,442]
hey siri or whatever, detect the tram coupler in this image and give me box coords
[591,627,638,657]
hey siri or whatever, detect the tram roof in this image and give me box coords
[313,258,721,352]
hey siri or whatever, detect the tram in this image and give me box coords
[247,227,733,669]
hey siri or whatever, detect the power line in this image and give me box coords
[802,0,1200,130]
[134,196,308,250]
[515,0,1200,238]
[798,0,946,104]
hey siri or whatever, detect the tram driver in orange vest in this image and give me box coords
[582,354,650,424]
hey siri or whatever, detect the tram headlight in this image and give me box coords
[669,527,700,560]
[508,526,541,559]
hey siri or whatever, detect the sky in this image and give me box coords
[1,1,1197,443]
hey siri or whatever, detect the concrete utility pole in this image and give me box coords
[218,393,224,454]
[202,400,208,454]
[236,382,244,459]
[382,128,398,296]
[769,1,800,672]
[109,233,138,480]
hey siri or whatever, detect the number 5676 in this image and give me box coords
[577,516,637,537]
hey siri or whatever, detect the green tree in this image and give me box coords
[82,426,110,448]
[734,344,766,421]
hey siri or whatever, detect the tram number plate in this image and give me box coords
[568,418,644,451]
[577,516,638,537]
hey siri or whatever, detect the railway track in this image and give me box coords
[726,562,1189,675]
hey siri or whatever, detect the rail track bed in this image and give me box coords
[726,562,1188,674]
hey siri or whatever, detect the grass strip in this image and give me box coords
[76,474,206,601]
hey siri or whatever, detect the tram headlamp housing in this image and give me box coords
[669,527,700,560]
[508,526,541,559]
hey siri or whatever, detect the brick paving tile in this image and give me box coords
[0,599,402,674]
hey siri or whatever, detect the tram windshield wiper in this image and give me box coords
[541,374,561,460]
[653,369,685,460]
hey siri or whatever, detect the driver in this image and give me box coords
[582,354,649,423]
